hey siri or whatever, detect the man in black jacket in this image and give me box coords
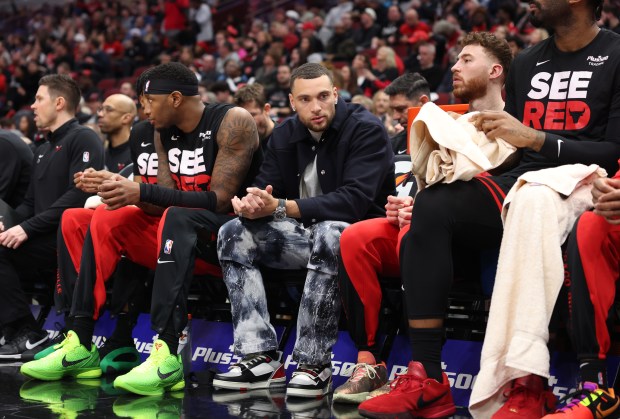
[0,74,104,359]
[212,63,394,397]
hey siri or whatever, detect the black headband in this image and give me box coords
[144,79,199,96]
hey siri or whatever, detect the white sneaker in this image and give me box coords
[212,352,286,390]
[286,364,332,398]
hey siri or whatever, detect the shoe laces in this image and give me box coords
[502,381,543,410]
[556,384,601,412]
[292,364,325,378]
[349,363,378,383]
[230,353,271,370]
[389,372,420,393]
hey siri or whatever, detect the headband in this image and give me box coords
[144,79,199,96]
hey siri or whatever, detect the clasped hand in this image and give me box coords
[231,185,278,220]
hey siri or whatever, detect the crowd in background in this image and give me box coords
[0,0,618,148]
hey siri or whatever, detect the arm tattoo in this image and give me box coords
[212,107,259,213]
[154,131,176,189]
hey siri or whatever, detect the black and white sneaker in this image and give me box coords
[0,327,48,360]
[286,364,332,398]
[213,352,286,390]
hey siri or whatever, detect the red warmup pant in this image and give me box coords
[61,205,211,320]
[339,218,409,355]
[569,211,620,360]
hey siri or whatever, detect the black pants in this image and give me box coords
[400,179,510,319]
[150,207,233,335]
[0,232,56,326]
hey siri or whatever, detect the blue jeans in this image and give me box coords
[217,217,348,365]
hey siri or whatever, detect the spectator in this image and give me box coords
[602,2,620,33]
[353,8,381,50]
[358,46,400,95]
[380,5,404,46]
[254,50,280,93]
[0,74,104,360]
[212,63,394,398]
[371,89,397,136]
[351,94,374,110]
[98,94,138,173]
[189,0,213,43]
[407,42,445,92]
[399,8,431,47]
[210,81,233,104]
[267,64,292,121]
[234,83,275,152]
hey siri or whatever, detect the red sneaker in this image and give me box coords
[357,361,456,419]
[492,375,557,418]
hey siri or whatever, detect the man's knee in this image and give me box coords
[217,218,251,262]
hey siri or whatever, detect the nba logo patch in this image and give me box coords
[164,239,173,254]
[82,151,90,162]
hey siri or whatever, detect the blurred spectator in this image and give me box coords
[380,5,404,46]
[162,0,189,44]
[353,8,382,51]
[254,50,280,92]
[407,42,444,92]
[218,58,254,93]
[505,33,525,57]
[189,0,213,43]
[333,64,362,100]
[210,80,233,103]
[399,9,431,47]
[325,14,356,62]
[198,54,221,84]
[372,89,397,136]
[351,94,374,111]
[215,41,240,74]
[357,46,399,96]
[528,28,549,46]
[13,112,36,143]
[267,64,292,121]
[602,2,620,33]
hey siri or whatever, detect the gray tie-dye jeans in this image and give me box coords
[217,217,349,366]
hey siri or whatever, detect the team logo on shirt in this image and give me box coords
[83,151,90,162]
[587,55,608,66]
[523,71,592,131]
[164,239,173,254]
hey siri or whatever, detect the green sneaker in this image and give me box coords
[113,340,185,396]
[100,345,141,374]
[113,393,183,419]
[33,331,66,360]
[20,378,100,419]
[20,331,102,381]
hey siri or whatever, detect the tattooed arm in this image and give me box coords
[212,107,259,213]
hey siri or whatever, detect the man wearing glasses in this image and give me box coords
[97,94,137,174]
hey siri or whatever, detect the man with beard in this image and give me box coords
[357,0,620,414]
[334,32,511,406]
[212,63,394,398]
[98,94,137,173]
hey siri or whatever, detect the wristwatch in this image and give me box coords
[273,198,286,220]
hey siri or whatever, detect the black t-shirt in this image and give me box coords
[129,120,157,184]
[498,29,620,189]
[105,140,132,174]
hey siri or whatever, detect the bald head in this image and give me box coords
[97,94,137,141]
[106,94,137,117]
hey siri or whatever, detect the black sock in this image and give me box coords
[408,327,444,381]
[72,316,95,348]
[12,314,39,332]
[159,320,178,355]
[64,315,74,332]
[579,359,608,388]
[108,312,135,346]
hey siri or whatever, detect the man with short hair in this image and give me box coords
[20,63,260,397]
[98,93,137,173]
[384,72,431,155]
[335,32,511,405]
[212,63,394,397]
[234,83,274,151]
[0,74,104,360]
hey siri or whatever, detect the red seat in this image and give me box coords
[97,78,118,92]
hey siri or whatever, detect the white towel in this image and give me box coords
[469,164,606,418]
[409,102,516,190]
